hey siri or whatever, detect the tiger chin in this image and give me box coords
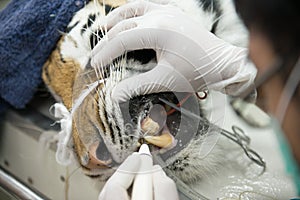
[43,0,252,184]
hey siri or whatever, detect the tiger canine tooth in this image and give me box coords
[144,128,175,148]
[141,116,160,135]
[137,141,142,147]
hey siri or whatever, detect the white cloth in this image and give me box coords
[52,103,73,166]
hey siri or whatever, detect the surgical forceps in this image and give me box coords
[221,126,266,172]
[159,97,266,172]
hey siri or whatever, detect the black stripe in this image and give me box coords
[65,21,79,33]
[198,0,221,14]
[81,14,96,35]
[87,14,96,27]
[89,29,104,49]
[104,4,115,15]
[102,109,116,144]
[210,20,219,34]
[197,0,222,33]
[57,46,67,63]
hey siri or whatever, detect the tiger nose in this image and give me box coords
[85,141,112,169]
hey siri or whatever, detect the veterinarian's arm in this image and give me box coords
[91,1,257,103]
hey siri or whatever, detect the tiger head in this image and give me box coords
[43,0,247,182]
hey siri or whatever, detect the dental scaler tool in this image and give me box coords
[132,144,153,200]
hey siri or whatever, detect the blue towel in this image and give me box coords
[0,0,89,113]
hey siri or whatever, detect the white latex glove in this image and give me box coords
[91,1,257,103]
[152,165,179,200]
[98,153,179,200]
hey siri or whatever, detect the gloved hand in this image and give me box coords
[91,1,257,103]
[98,153,179,200]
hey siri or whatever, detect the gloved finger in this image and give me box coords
[98,184,129,200]
[103,18,139,42]
[102,1,155,29]
[91,28,161,69]
[152,165,179,200]
[107,153,141,189]
[111,62,195,103]
[98,153,141,200]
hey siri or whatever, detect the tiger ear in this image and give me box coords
[42,39,80,110]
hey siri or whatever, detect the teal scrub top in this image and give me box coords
[273,118,300,196]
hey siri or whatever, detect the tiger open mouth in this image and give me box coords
[82,93,205,171]
[72,45,207,172]
[88,32,203,159]
[127,92,204,154]
[89,34,204,154]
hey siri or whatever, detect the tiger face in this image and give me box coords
[43,0,250,182]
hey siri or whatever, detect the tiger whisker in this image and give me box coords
[81,16,107,80]
[57,30,68,36]
[95,85,106,104]
[86,29,103,51]
[211,12,228,26]
[66,165,82,180]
